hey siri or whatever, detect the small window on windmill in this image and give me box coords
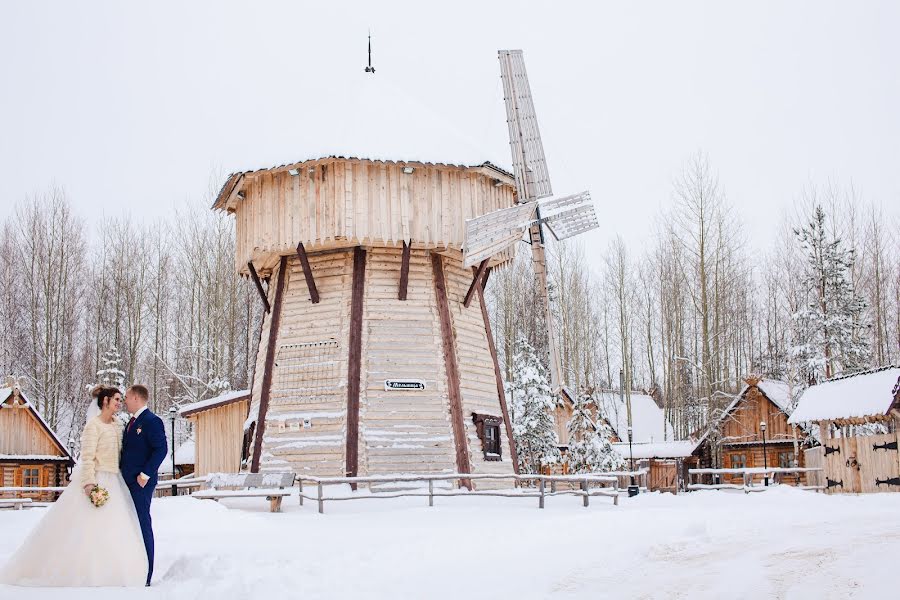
[472,413,502,461]
[273,340,341,406]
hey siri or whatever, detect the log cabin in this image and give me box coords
[214,157,519,489]
[789,366,900,494]
[0,381,74,502]
[695,377,808,485]
[179,389,250,477]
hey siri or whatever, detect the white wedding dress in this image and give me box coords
[0,414,148,587]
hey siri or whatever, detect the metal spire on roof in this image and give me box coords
[365,32,375,74]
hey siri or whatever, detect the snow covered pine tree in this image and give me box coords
[566,390,625,473]
[791,205,870,384]
[96,346,126,390]
[508,337,561,474]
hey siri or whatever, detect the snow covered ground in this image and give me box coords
[1,486,898,599]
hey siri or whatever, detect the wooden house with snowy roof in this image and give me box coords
[179,389,251,477]
[0,379,74,502]
[695,377,809,484]
[788,366,900,494]
[211,70,523,488]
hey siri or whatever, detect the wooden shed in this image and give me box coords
[0,381,74,501]
[695,377,808,485]
[789,366,900,494]
[179,390,250,477]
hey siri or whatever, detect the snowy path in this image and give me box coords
[1,486,897,599]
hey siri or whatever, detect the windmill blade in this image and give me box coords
[538,191,599,241]
[463,202,537,268]
[498,50,553,201]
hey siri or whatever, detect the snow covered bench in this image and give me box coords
[0,498,33,510]
[192,472,295,513]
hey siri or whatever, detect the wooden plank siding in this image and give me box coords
[0,405,66,456]
[188,399,250,476]
[230,160,517,275]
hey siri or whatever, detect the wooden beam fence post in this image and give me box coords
[317,482,324,514]
[296,242,320,304]
[247,261,271,313]
[582,479,589,507]
[298,478,303,506]
[428,479,434,507]
[539,478,545,509]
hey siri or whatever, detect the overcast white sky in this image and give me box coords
[3,1,898,263]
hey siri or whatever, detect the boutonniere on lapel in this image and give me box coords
[136,427,142,435]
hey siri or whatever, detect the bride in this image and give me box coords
[0,385,148,587]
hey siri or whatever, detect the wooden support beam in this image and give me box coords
[481,266,493,291]
[296,243,320,304]
[432,253,473,489]
[345,247,367,488]
[476,269,519,474]
[247,261,271,313]
[463,259,490,308]
[250,256,288,472]
[398,240,411,301]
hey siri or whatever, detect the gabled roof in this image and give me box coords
[788,366,900,424]
[0,387,73,461]
[180,389,250,418]
[596,391,675,444]
[612,440,699,459]
[694,378,795,446]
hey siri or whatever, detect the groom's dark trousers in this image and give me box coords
[121,409,167,586]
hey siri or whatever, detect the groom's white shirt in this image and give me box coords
[129,405,150,482]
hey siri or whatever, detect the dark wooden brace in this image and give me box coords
[345,246,367,488]
[398,240,411,301]
[250,255,288,472]
[296,242,320,304]
[432,253,473,489]
[475,266,519,473]
[463,259,490,308]
[247,260,271,313]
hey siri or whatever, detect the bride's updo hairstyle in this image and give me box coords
[91,385,120,409]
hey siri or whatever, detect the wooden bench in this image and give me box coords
[192,473,294,513]
[0,498,33,510]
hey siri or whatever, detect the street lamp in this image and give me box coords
[168,407,177,497]
[760,421,768,486]
[627,425,639,497]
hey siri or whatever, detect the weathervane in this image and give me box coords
[365,32,375,74]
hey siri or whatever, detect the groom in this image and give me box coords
[121,384,167,587]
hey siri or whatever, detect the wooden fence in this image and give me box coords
[687,467,824,493]
[296,472,629,514]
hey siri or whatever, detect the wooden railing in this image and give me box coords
[154,475,209,497]
[295,472,630,514]
[687,467,825,493]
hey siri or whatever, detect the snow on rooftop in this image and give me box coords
[179,389,250,416]
[225,70,509,180]
[612,441,698,460]
[597,391,675,444]
[757,379,793,413]
[788,367,900,424]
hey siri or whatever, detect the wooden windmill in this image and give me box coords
[464,50,599,395]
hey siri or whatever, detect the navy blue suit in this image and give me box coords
[121,408,167,586]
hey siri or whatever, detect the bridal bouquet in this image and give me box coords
[88,485,109,508]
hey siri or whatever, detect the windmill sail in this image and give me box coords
[498,50,553,201]
[539,191,599,241]
[463,202,537,268]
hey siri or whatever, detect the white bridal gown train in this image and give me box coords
[0,416,148,587]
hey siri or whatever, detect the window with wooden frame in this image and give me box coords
[730,454,746,469]
[777,451,793,468]
[22,468,40,487]
[472,413,502,461]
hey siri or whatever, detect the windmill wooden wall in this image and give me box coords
[242,247,516,487]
